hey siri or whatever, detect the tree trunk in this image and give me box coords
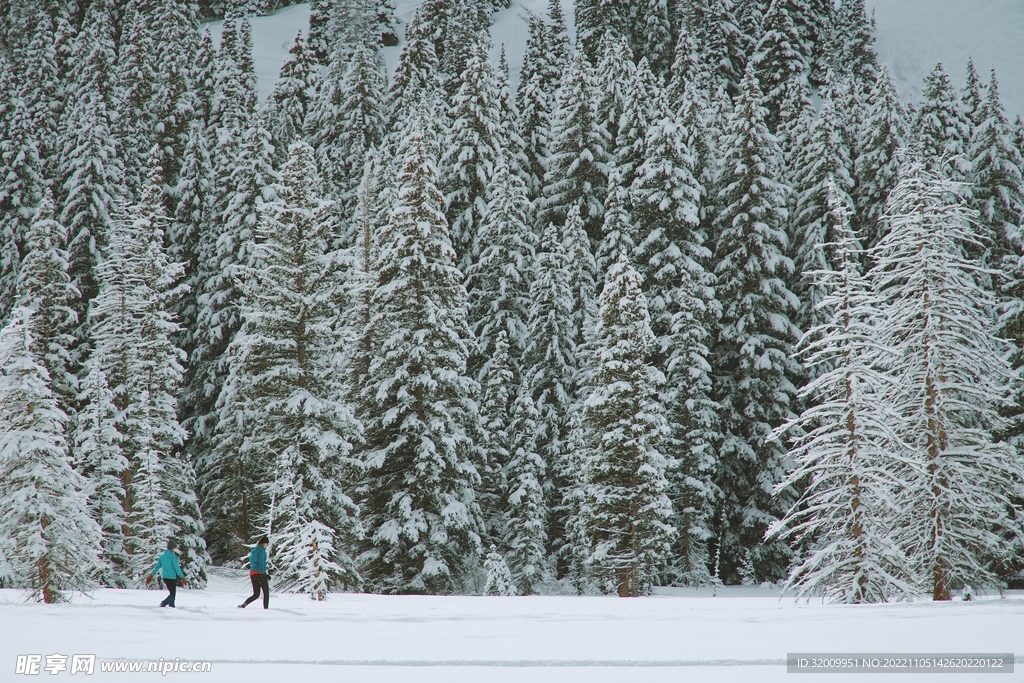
[617,568,630,597]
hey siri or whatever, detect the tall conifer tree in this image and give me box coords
[711,68,800,583]
[358,128,483,594]
[873,161,1024,601]
[0,308,104,603]
[582,253,673,597]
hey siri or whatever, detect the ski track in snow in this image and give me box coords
[207,1,1023,119]
[1,568,1021,683]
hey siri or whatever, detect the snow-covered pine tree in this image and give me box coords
[661,247,721,587]
[791,94,856,332]
[522,221,577,572]
[632,111,705,319]
[479,330,514,543]
[208,18,247,135]
[308,0,332,60]
[872,160,1024,600]
[358,127,483,594]
[627,98,720,588]
[733,0,764,60]
[799,0,834,88]
[516,0,568,202]
[385,6,441,132]
[74,350,129,586]
[503,388,549,594]
[677,77,732,266]
[556,408,594,592]
[0,308,104,603]
[168,121,213,370]
[211,141,362,578]
[966,71,1024,471]
[582,252,673,596]
[594,34,637,180]
[711,67,800,584]
[224,0,267,19]
[616,56,667,201]
[90,153,207,586]
[831,0,878,88]
[915,62,972,181]
[961,58,985,130]
[540,52,608,242]
[433,0,490,98]
[379,7,447,191]
[552,205,601,572]
[56,0,122,354]
[482,544,516,595]
[265,445,353,600]
[441,38,504,271]
[14,191,78,418]
[466,158,535,379]
[145,0,201,198]
[193,114,278,552]
[343,155,383,427]
[0,97,43,322]
[828,74,868,200]
[572,0,629,65]
[563,204,600,347]
[595,165,636,277]
[853,66,909,251]
[494,46,527,184]
[309,42,386,235]
[635,0,673,77]
[192,29,217,127]
[516,17,555,203]
[750,0,810,132]
[266,30,316,165]
[113,7,157,201]
[665,20,701,114]
[969,69,1024,273]
[215,142,361,594]
[775,76,814,179]
[769,180,913,603]
[323,0,383,59]
[541,0,570,95]
[235,19,259,115]
[683,0,746,97]
[14,8,61,179]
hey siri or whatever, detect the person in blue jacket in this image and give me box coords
[239,536,270,609]
[147,539,186,607]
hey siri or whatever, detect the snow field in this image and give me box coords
[2,569,1021,683]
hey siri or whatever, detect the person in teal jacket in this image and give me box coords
[147,539,186,607]
[239,536,270,609]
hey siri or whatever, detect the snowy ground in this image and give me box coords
[870,0,1024,120]
[1,568,1021,682]
[207,1,1024,118]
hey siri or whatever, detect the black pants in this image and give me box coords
[161,579,176,607]
[242,573,269,609]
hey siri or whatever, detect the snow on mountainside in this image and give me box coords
[209,0,1024,117]
[870,0,1024,118]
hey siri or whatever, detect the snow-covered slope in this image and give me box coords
[2,573,1021,683]
[870,0,1024,118]
[209,0,1024,117]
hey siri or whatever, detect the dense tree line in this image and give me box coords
[1,0,1022,602]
